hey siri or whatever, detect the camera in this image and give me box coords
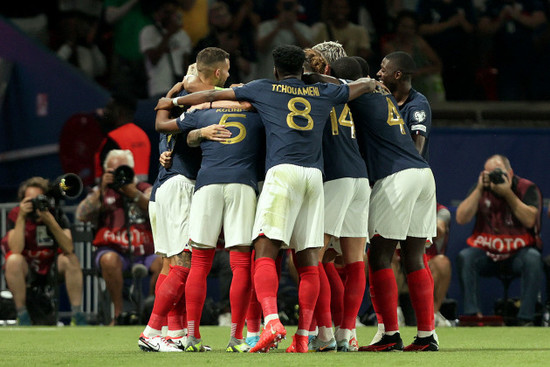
[29,173,83,212]
[109,165,135,190]
[31,194,52,211]
[488,168,507,184]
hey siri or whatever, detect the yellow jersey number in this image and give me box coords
[219,113,246,144]
[330,104,355,138]
[386,97,406,135]
[286,97,314,131]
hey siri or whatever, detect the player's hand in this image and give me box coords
[155,98,174,111]
[167,82,184,98]
[375,80,390,93]
[159,151,173,168]
[201,124,232,142]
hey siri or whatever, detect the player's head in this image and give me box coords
[312,41,347,65]
[196,47,231,87]
[351,56,370,77]
[272,45,305,80]
[377,51,416,92]
[303,48,328,74]
[330,57,363,81]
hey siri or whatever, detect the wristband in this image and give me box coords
[210,101,213,109]
[172,97,180,107]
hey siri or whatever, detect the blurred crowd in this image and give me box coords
[2,0,550,101]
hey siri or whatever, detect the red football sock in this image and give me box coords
[371,268,398,332]
[340,261,366,330]
[324,262,344,327]
[229,251,251,339]
[167,266,190,332]
[246,251,262,333]
[254,257,279,318]
[297,265,320,333]
[147,265,187,331]
[155,273,167,295]
[423,253,435,293]
[185,248,215,339]
[367,249,384,325]
[407,268,435,331]
[313,262,332,330]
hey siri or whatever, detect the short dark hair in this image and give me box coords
[330,57,363,81]
[385,51,416,76]
[196,47,230,74]
[273,45,305,75]
[351,56,370,77]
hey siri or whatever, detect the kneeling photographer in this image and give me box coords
[1,177,86,326]
[455,154,543,325]
[76,149,161,325]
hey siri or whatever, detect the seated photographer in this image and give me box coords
[76,149,162,325]
[1,177,85,326]
[456,154,543,325]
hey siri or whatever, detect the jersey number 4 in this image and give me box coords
[386,97,406,135]
[330,104,355,138]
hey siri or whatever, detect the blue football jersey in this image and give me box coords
[399,88,432,161]
[233,78,349,172]
[349,91,429,182]
[177,107,264,192]
[322,102,368,181]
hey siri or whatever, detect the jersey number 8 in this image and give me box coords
[286,97,314,131]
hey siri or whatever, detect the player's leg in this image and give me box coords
[309,234,335,352]
[165,251,192,347]
[337,236,366,350]
[185,185,224,352]
[245,250,262,347]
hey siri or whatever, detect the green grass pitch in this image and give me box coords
[1,325,549,366]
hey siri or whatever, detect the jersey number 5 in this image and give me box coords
[219,113,246,144]
[386,97,406,135]
[287,97,314,131]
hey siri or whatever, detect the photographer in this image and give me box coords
[76,149,162,325]
[456,154,543,325]
[1,177,85,326]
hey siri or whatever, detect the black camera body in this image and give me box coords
[488,168,507,184]
[109,165,135,190]
[31,194,52,211]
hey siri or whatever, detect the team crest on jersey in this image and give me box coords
[414,110,426,122]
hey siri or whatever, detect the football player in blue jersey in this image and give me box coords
[155,44,377,353]
[303,46,371,353]
[378,51,453,328]
[139,48,231,353]
[377,51,432,161]
[330,57,439,352]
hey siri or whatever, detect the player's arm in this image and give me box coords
[412,135,426,155]
[155,83,186,133]
[155,88,237,111]
[190,100,254,111]
[187,124,232,147]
